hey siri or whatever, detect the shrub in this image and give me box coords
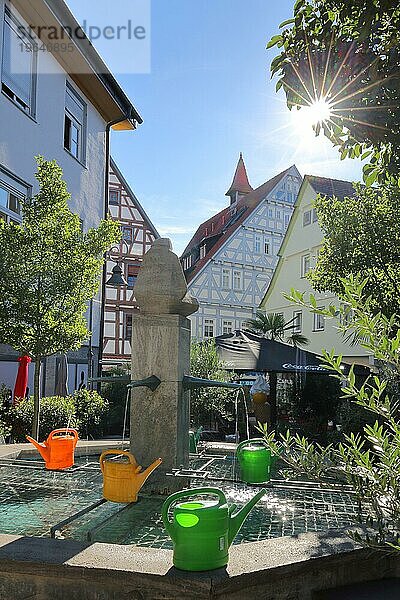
[10,390,108,441]
[73,389,109,438]
[101,365,130,435]
[0,385,12,441]
[12,396,78,441]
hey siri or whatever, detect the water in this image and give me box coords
[0,453,359,546]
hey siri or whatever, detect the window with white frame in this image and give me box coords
[199,244,206,259]
[268,208,273,218]
[276,210,281,219]
[312,208,318,222]
[254,235,261,253]
[64,83,87,162]
[303,210,312,226]
[301,254,311,277]
[124,313,133,340]
[233,270,242,290]
[313,309,325,331]
[109,190,120,206]
[264,239,270,255]
[222,268,230,288]
[0,170,26,223]
[122,226,134,243]
[204,318,215,338]
[285,214,290,227]
[222,320,233,335]
[292,310,302,333]
[183,254,192,271]
[1,6,37,116]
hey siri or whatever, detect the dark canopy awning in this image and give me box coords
[215,331,369,376]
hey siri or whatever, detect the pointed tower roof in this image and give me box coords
[225,153,253,196]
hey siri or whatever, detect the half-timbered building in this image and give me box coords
[103,159,159,365]
[181,155,302,340]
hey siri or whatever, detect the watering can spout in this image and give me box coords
[26,436,49,462]
[137,457,163,487]
[228,488,266,546]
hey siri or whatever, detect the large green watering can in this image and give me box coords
[162,486,266,571]
[236,438,271,483]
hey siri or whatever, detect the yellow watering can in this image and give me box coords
[100,449,162,503]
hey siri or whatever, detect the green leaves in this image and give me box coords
[0,157,120,360]
[267,0,400,181]
[267,35,283,49]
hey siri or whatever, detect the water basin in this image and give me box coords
[0,451,359,547]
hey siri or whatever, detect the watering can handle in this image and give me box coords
[48,428,79,441]
[236,438,267,455]
[161,487,226,535]
[99,450,136,474]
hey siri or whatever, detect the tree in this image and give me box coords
[190,340,235,430]
[245,311,310,347]
[0,157,120,438]
[309,182,400,316]
[260,276,400,552]
[268,0,400,184]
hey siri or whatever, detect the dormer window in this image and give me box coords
[204,227,209,237]
[183,255,192,271]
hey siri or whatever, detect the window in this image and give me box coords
[122,226,134,243]
[64,83,86,162]
[200,244,206,259]
[276,210,281,220]
[1,6,37,116]
[127,264,139,289]
[233,270,242,291]
[222,268,230,288]
[285,214,290,227]
[0,175,24,223]
[292,311,302,333]
[301,254,311,277]
[109,190,120,206]
[268,208,273,218]
[254,235,261,253]
[222,320,233,335]
[183,254,192,271]
[340,306,354,327]
[303,210,312,226]
[204,319,214,338]
[313,309,325,331]
[312,208,318,222]
[124,313,133,340]
[264,240,270,255]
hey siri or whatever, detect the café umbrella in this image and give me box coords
[13,355,31,404]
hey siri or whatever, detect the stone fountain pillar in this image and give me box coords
[130,238,198,494]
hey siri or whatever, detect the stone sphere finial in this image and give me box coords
[134,238,199,316]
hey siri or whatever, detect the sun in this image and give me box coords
[305,98,332,126]
[290,97,332,141]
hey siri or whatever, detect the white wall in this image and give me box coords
[0,0,107,350]
[261,179,369,364]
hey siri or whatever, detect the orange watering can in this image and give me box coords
[100,449,162,503]
[26,428,78,470]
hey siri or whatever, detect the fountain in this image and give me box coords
[0,238,398,597]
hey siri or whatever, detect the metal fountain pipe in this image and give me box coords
[88,375,161,391]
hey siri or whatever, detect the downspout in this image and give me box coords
[97,112,136,379]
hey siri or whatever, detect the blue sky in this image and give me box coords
[66,0,363,255]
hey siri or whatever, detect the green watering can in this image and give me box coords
[162,486,266,571]
[189,426,203,453]
[236,438,271,483]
